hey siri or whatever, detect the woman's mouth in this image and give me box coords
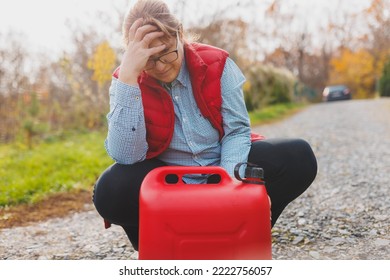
[157,69,171,76]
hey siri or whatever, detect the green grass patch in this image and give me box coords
[0,131,113,207]
[249,103,306,126]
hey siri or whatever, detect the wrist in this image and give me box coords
[118,70,139,86]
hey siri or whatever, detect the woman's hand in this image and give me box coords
[268,195,272,222]
[118,19,167,85]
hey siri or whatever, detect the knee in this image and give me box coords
[92,166,117,219]
[93,164,115,204]
[92,164,140,225]
[293,139,318,183]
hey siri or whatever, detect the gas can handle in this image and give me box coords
[146,166,232,185]
[234,162,265,185]
[234,162,247,181]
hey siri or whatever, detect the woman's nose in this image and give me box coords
[155,60,166,71]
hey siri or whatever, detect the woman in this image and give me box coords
[93,0,317,251]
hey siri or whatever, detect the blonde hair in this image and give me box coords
[122,0,183,48]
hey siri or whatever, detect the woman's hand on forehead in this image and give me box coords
[129,20,159,45]
[118,18,167,85]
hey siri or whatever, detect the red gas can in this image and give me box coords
[139,166,272,260]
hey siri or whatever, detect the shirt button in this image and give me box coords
[174,95,179,100]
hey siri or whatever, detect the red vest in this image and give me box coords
[114,43,226,158]
[113,43,264,159]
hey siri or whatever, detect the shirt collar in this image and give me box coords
[175,59,189,88]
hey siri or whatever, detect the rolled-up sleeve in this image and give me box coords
[104,78,148,164]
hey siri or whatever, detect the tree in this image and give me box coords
[261,0,333,93]
[23,92,40,149]
[0,31,30,142]
[53,23,114,130]
[330,47,375,98]
[362,0,390,90]
[88,41,116,89]
[189,17,250,69]
[379,58,390,97]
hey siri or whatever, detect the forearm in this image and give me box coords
[105,78,148,164]
[220,88,251,177]
[220,125,251,178]
[219,58,251,177]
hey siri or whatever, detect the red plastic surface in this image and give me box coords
[139,166,272,260]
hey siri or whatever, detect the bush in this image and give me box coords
[243,64,297,111]
[379,59,390,97]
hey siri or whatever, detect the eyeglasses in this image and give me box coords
[144,32,179,70]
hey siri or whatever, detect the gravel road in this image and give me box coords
[1,98,389,260]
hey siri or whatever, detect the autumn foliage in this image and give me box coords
[329,48,376,99]
[88,41,117,88]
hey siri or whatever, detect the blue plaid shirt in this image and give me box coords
[105,57,251,182]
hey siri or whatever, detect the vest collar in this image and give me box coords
[184,43,208,89]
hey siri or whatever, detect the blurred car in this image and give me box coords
[322,85,351,102]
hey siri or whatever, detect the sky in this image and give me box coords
[0,0,121,56]
[0,0,373,58]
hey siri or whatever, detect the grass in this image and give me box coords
[0,102,307,208]
[0,131,113,207]
[249,102,306,126]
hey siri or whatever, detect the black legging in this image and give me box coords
[93,138,317,250]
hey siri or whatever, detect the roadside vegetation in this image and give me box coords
[249,103,306,126]
[0,132,113,207]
